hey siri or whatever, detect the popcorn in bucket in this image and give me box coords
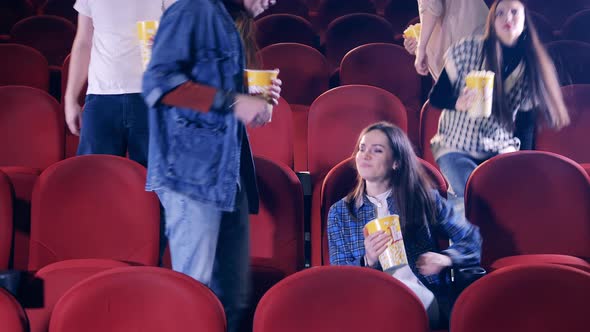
[137,20,159,70]
[403,23,422,39]
[363,215,409,270]
[465,70,495,118]
[244,69,279,121]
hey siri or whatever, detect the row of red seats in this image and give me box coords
[0,96,587,330]
[1,263,589,332]
[0,124,587,274]
[0,81,588,208]
[2,39,589,158]
[2,1,589,72]
[255,9,590,52]
[0,154,303,332]
[1,0,75,37]
[0,79,588,174]
[1,13,587,134]
[0,154,304,267]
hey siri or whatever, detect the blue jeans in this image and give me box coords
[157,187,250,332]
[436,152,486,217]
[77,93,149,167]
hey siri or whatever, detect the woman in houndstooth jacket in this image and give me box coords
[429,0,570,215]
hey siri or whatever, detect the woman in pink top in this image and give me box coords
[404,0,489,80]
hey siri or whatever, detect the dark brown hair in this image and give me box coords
[483,0,569,129]
[345,122,437,231]
[224,1,261,68]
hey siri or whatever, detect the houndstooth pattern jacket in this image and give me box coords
[431,37,534,160]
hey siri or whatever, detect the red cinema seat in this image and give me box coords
[28,155,160,270]
[247,98,295,169]
[258,43,330,106]
[451,264,590,332]
[48,267,226,332]
[0,288,28,332]
[26,259,132,332]
[465,151,590,269]
[255,14,316,49]
[10,15,76,67]
[254,266,429,332]
[341,43,422,146]
[324,14,395,70]
[0,44,49,91]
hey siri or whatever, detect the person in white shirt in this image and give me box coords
[403,0,489,80]
[64,0,174,166]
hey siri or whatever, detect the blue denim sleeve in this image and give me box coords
[142,8,232,113]
[328,203,362,266]
[142,9,192,108]
[435,192,482,266]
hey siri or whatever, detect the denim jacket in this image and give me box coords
[142,0,258,212]
[327,190,482,289]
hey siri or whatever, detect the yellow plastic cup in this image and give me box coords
[363,215,409,270]
[137,20,159,70]
[465,71,494,118]
[244,69,279,121]
[403,23,422,39]
[244,69,279,96]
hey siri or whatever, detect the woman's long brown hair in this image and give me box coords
[224,1,261,68]
[345,122,438,232]
[483,0,569,129]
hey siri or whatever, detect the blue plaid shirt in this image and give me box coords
[327,190,481,288]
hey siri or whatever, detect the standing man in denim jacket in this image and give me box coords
[142,0,280,330]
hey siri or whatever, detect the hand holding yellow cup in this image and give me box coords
[403,23,422,39]
[363,215,409,271]
[244,69,279,97]
[137,20,159,70]
[244,69,279,122]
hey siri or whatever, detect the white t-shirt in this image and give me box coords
[74,0,175,94]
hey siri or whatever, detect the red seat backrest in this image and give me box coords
[0,43,49,91]
[341,43,422,146]
[255,14,316,49]
[49,267,226,332]
[0,86,64,169]
[29,155,160,270]
[308,84,407,185]
[27,259,131,332]
[250,156,304,276]
[452,264,590,332]
[258,43,330,106]
[0,288,27,332]
[465,151,590,268]
[248,98,295,169]
[254,266,429,332]
[324,13,395,70]
[10,15,76,66]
